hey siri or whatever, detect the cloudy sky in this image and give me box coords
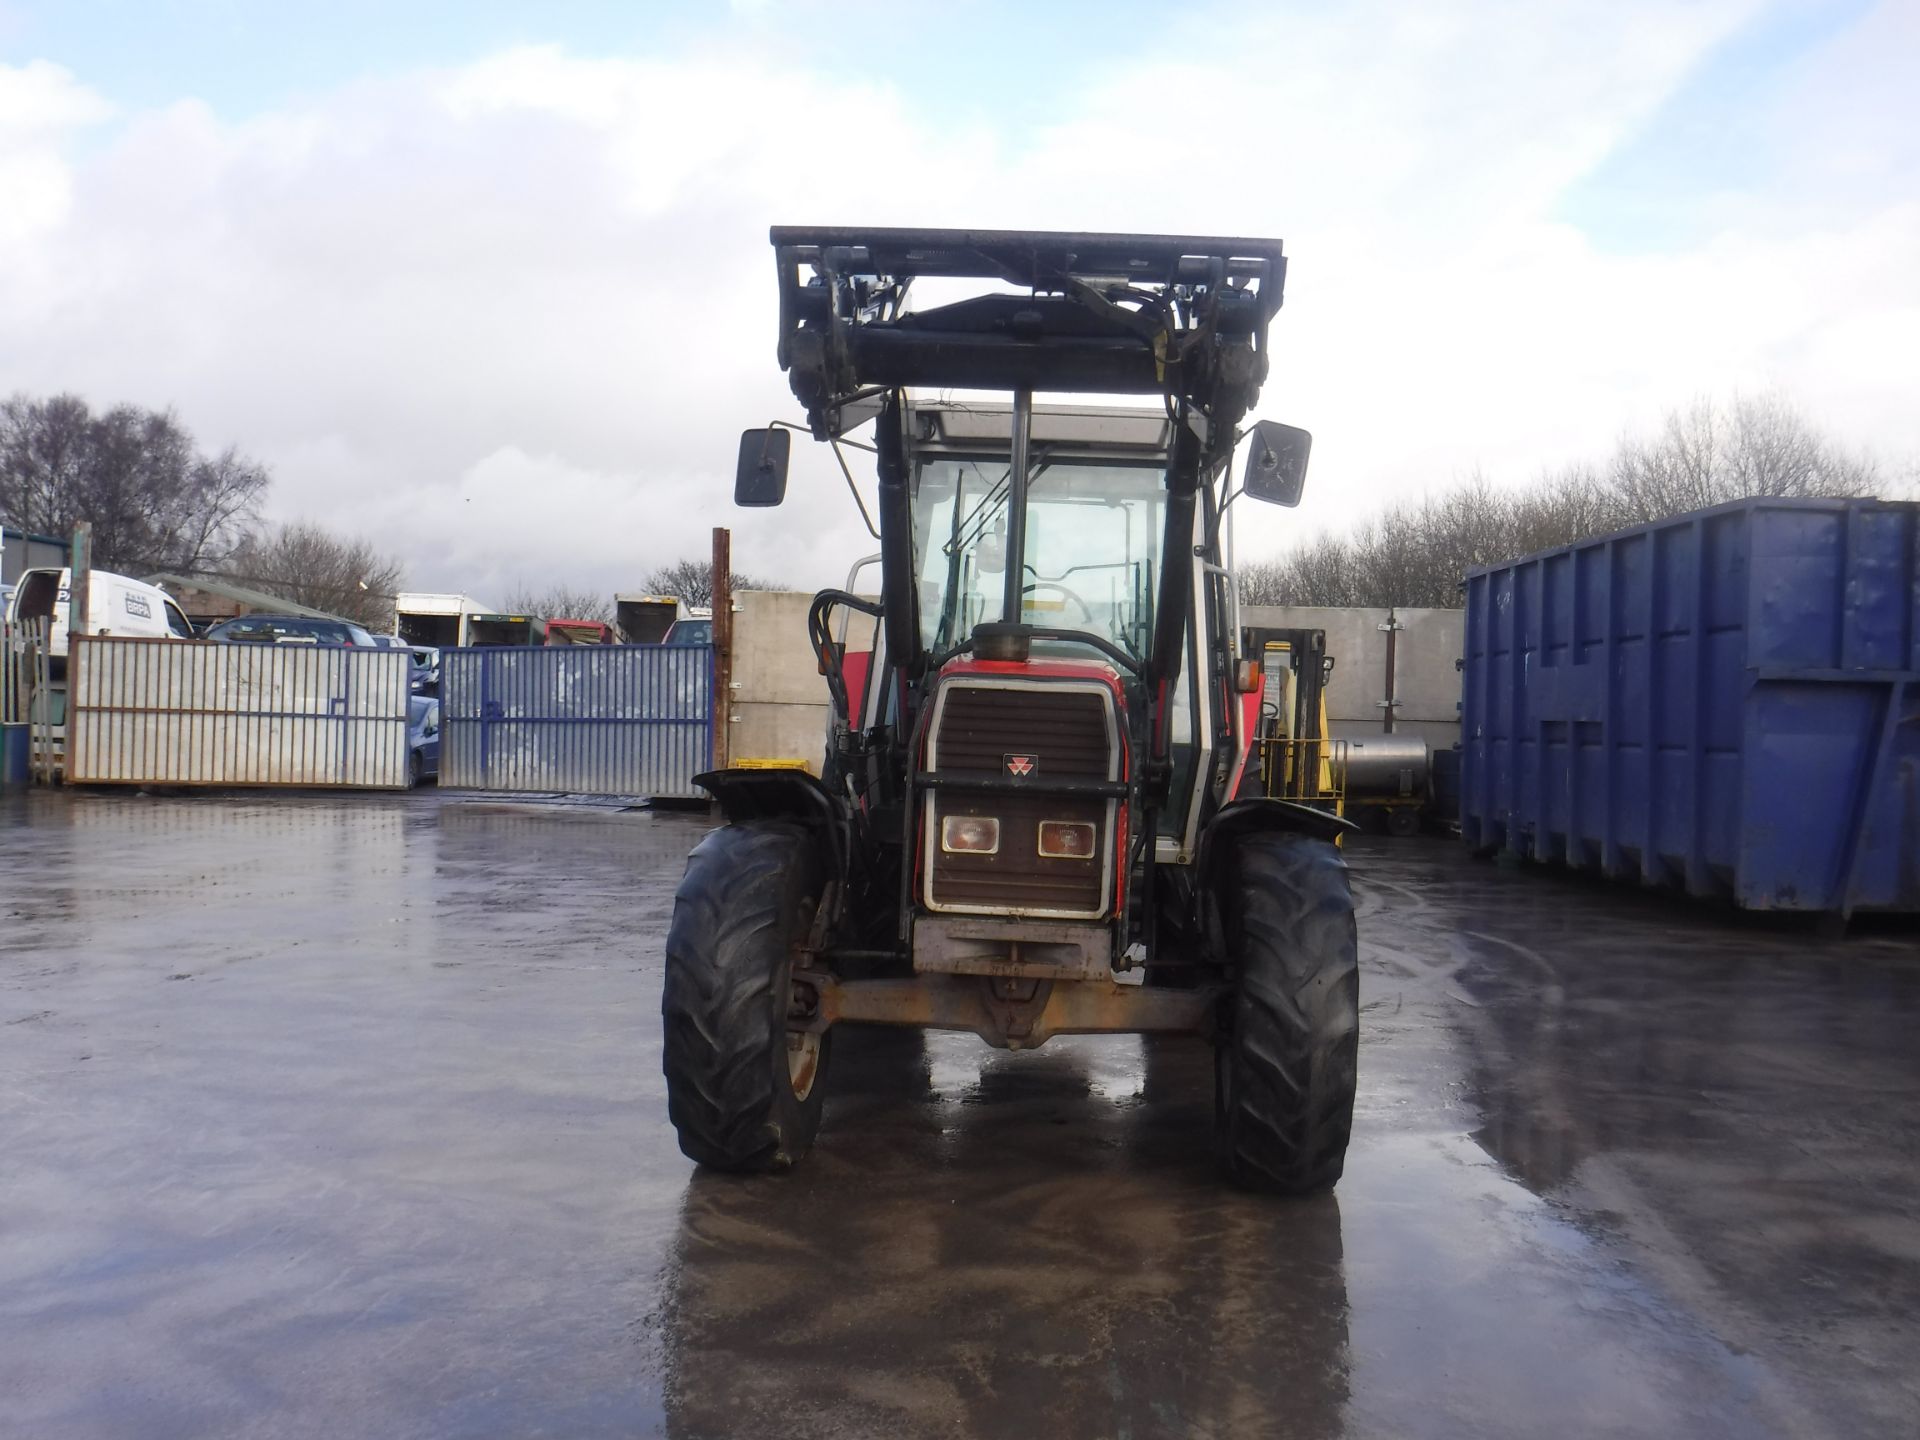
[1,0,1913,602]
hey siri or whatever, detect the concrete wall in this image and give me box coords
[727,591,833,774]
[727,593,1465,767]
[1241,604,1464,752]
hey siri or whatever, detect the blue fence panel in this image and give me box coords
[440,645,713,798]
[1461,497,1919,916]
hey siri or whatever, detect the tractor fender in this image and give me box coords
[692,768,851,903]
[1195,797,1358,893]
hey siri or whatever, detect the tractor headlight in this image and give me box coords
[941,815,1001,855]
[1036,820,1098,859]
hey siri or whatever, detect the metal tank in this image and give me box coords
[1339,735,1430,799]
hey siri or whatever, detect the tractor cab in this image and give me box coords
[664,227,1360,1195]
[904,401,1171,666]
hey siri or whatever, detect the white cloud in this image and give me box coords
[0,59,111,252]
[0,55,108,131]
[0,3,1914,604]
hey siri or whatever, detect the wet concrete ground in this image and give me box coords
[1,789,1916,1440]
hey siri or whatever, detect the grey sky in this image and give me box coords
[1,1,1913,603]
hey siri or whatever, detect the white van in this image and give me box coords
[5,567,196,656]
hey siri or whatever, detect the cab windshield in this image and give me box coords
[911,455,1165,662]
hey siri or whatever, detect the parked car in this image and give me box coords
[369,635,439,693]
[662,617,712,647]
[6,566,195,656]
[407,645,440,695]
[203,614,378,647]
[407,695,441,787]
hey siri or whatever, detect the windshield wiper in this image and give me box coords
[941,453,1054,559]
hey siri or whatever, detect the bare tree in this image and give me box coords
[0,393,88,540]
[1236,556,1294,608]
[220,521,405,629]
[0,393,267,574]
[638,557,787,608]
[1241,531,1363,607]
[499,583,614,623]
[1611,392,1876,524]
[1240,393,1882,611]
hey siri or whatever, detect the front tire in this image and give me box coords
[1213,833,1359,1195]
[662,821,830,1172]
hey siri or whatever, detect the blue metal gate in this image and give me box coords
[440,645,712,798]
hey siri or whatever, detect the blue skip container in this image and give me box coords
[1461,498,1918,916]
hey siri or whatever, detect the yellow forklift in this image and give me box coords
[1246,624,1433,836]
[1245,626,1346,820]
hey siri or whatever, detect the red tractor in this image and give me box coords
[663,228,1358,1193]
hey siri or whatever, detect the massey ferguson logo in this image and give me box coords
[1004,754,1038,778]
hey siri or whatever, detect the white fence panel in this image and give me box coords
[68,637,410,788]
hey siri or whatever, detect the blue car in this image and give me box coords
[205,614,379,647]
[408,695,440,787]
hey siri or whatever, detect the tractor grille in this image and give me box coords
[933,685,1114,779]
[925,679,1120,919]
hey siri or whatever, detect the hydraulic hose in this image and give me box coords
[874,393,921,677]
[1146,414,1203,705]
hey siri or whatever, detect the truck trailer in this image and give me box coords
[395,593,493,650]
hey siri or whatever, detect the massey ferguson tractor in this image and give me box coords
[663,227,1358,1194]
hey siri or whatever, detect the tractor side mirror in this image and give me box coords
[1241,420,1312,507]
[735,428,791,507]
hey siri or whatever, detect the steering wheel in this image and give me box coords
[1021,580,1097,626]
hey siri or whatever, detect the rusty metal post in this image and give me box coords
[1378,608,1400,734]
[711,526,732,773]
[33,618,52,784]
[69,521,92,645]
[65,522,93,785]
